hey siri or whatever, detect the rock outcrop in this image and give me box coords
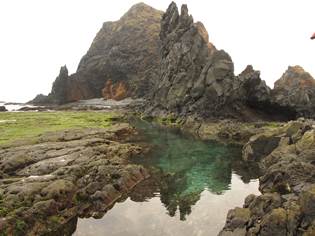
[0,106,7,112]
[271,65,315,118]
[30,2,315,121]
[220,119,315,235]
[145,2,276,120]
[32,3,163,104]
[237,65,271,109]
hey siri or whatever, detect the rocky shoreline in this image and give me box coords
[3,1,315,235]
[217,119,315,235]
[0,122,149,235]
[136,111,315,235]
[2,105,315,235]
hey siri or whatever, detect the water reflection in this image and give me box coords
[73,120,260,235]
[130,119,260,220]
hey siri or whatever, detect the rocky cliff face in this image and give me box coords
[32,3,163,104]
[144,2,315,121]
[31,1,315,121]
[75,3,163,100]
[145,2,273,120]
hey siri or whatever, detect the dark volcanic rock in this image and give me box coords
[50,65,69,104]
[30,1,315,121]
[32,3,163,105]
[147,2,230,118]
[271,65,315,118]
[237,65,271,108]
[145,3,278,121]
[220,119,315,235]
[76,3,162,100]
[0,106,7,112]
[28,94,51,105]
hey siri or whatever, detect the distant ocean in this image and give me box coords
[0,101,37,111]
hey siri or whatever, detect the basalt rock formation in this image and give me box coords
[145,3,274,120]
[0,106,7,112]
[30,2,315,121]
[271,65,315,118]
[220,119,315,236]
[32,3,163,105]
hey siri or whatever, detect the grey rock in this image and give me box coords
[0,106,7,112]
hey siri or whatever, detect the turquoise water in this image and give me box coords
[74,120,260,236]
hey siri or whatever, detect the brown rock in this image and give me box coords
[259,208,287,236]
[271,65,315,118]
[42,3,163,104]
[102,80,129,101]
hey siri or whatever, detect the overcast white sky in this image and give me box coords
[0,0,314,102]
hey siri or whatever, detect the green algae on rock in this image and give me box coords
[219,118,315,235]
[0,111,118,146]
[0,120,149,235]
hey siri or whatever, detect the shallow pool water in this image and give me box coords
[74,120,260,236]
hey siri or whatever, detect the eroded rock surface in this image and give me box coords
[271,65,315,118]
[219,119,315,235]
[0,124,149,235]
[31,3,163,105]
[145,2,285,121]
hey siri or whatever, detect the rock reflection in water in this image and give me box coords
[74,176,259,236]
[74,120,260,235]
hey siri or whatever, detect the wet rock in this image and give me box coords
[31,199,59,216]
[300,186,315,217]
[259,208,287,236]
[0,123,149,234]
[223,207,250,230]
[244,194,256,208]
[221,119,315,235]
[248,193,282,218]
[41,180,76,200]
[242,133,282,162]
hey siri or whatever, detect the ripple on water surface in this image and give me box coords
[74,120,260,236]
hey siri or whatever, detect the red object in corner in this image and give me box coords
[311,32,315,40]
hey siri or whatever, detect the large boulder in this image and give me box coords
[271,65,315,118]
[237,65,271,108]
[0,106,7,112]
